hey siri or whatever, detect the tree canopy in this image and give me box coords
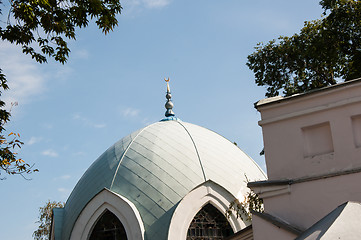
[0,0,122,178]
[247,0,361,97]
[33,200,64,240]
[1,0,122,64]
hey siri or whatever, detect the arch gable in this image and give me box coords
[168,180,248,240]
[70,188,145,240]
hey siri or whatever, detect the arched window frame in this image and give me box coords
[168,180,248,240]
[70,188,145,240]
[187,203,234,238]
[89,209,128,239]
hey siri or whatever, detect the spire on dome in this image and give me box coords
[164,78,175,117]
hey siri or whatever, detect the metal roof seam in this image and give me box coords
[176,121,207,182]
[130,137,200,187]
[128,144,192,195]
[111,172,166,219]
[118,154,183,207]
[110,123,155,189]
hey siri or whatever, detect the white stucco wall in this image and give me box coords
[257,80,361,180]
[252,79,361,240]
[252,214,297,240]
[263,173,361,231]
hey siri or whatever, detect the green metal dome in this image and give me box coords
[60,119,266,240]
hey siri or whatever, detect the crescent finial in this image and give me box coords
[165,77,170,92]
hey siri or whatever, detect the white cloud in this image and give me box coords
[42,123,54,129]
[27,136,42,145]
[73,113,106,128]
[51,65,73,83]
[73,113,81,120]
[121,107,140,118]
[58,187,68,192]
[57,187,71,198]
[122,0,170,12]
[53,174,71,181]
[73,49,90,59]
[73,151,86,156]
[141,117,155,126]
[0,43,46,108]
[42,149,59,157]
[143,0,170,8]
[93,123,107,128]
[60,175,71,180]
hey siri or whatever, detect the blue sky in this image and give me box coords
[0,1,323,239]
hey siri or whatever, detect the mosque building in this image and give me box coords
[50,79,266,240]
[50,77,361,240]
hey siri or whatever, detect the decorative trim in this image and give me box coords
[70,188,145,240]
[255,78,361,109]
[248,166,361,190]
[258,95,361,126]
[251,184,291,199]
[168,180,247,240]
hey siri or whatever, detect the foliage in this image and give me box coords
[247,0,361,97]
[226,175,264,221]
[0,0,122,64]
[226,190,264,221]
[0,69,38,178]
[0,0,122,178]
[33,200,64,240]
[0,131,39,179]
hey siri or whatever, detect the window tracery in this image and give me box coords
[89,210,128,240]
[187,203,233,240]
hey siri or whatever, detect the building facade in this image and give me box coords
[250,78,361,239]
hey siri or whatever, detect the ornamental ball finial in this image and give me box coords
[164,77,175,117]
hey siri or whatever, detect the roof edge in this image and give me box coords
[248,166,361,188]
[255,77,361,109]
[251,210,304,235]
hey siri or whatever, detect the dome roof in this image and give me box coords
[61,119,266,240]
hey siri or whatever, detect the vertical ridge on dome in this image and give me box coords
[176,121,207,182]
[110,123,154,189]
[180,122,267,196]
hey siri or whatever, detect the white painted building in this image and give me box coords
[249,78,361,240]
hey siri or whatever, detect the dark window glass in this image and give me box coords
[187,203,233,240]
[89,210,128,240]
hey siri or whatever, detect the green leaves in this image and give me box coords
[226,190,264,221]
[0,131,38,179]
[247,0,361,97]
[1,0,122,65]
[0,70,38,179]
[33,200,64,240]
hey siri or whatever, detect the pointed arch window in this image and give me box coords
[89,210,128,240]
[187,203,233,240]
